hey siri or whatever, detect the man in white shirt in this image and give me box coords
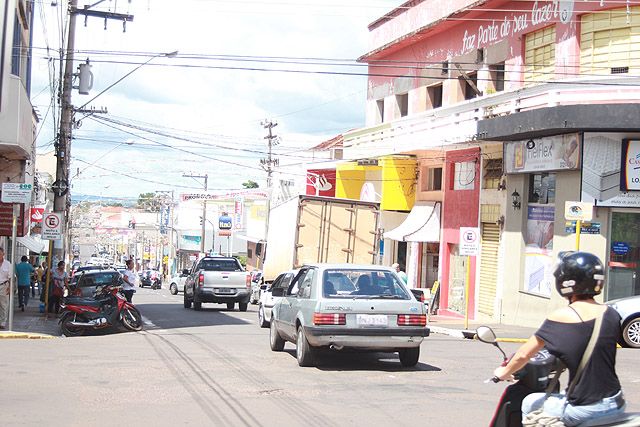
[122,259,137,303]
[0,248,13,329]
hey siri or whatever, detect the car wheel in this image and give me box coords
[296,326,316,367]
[269,320,285,351]
[239,302,248,312]
[226,302,235,311]
[258,305,269,328]
[170,284,178,295]
[399,347,420,367]
[623,317,640,348]
[193,296,202,311]
[183,290,191,309]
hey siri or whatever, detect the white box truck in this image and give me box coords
[263,195,380,282]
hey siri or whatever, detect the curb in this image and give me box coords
[429,326,528,343]
[0,332,56,340]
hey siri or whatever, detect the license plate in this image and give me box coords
[356,314,388,327]
[215,288,235,294]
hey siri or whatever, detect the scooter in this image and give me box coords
[477,326,640,427]
[59,283,143,336]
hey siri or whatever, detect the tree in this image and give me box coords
[137,192,160,211]
[242,180,259,189]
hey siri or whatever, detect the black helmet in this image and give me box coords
[553,251,605,298]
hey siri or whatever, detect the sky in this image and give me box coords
[30,0,404,202]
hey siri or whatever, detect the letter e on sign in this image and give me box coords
[459,227,480,256]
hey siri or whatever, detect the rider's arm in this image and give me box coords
[493,335,545,380]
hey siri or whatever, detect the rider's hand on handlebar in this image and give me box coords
[493,366,514,382]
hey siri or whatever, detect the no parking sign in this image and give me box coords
[42,212,63,240]
[459,227,480,256]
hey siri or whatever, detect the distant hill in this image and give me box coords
[71,194,137,207]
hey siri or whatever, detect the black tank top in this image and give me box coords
[534,306,622,406]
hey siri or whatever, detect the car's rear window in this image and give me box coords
[198,259,243,272]
[78,272,120,288]
[322,269,410,299]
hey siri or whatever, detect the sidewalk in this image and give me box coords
[427,314,537,342]
[0,296,59,339]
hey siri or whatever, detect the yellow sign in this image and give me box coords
[163,256,169,263]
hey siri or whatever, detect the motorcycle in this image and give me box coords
[59,283,143,336]
[477,326,640,427]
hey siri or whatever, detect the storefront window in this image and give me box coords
[608,212,640,300]
[528,173,556,204]
[448,244,466,314]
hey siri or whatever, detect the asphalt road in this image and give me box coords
[1,287,638,427]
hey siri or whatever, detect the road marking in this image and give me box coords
[141,316,157,328]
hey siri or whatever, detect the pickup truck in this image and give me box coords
[183,256,252,311]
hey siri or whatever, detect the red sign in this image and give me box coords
[306,169,336,197]
[30,207,44,223]
[0,203,29,237]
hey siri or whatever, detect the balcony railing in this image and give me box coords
[343,76,640,159]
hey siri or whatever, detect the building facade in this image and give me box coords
[341,0,640,326]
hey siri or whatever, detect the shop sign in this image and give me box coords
[621,139,640,191]
[0,202,28,237]
[30,207,44,223]
[218,214,232,230]
[504,134,580,174]
[564,201,593,221]
[581,134,640,207]
[612,242,630,255]
[564,221,601,235]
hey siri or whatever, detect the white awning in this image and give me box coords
[383,201,441,242]
[236,235,264,244]
[17,235,48,254]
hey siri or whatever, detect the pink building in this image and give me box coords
[344,0,640,326]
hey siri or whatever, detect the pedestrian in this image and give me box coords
[35,262,44,296]
[49,261,68,315]
[392,263,408,284]
[0,248,12,330]
[15,255,34,311]
[121,259,137,303]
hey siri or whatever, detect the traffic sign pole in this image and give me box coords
[8,204,19,331]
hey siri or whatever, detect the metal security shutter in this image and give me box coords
[478,223,500,317]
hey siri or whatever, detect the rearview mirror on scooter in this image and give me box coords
[476,326,507,361]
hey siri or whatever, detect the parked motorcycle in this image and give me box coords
[477,326,640,427]
[59,283,143,336]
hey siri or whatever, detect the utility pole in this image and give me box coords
[183,174,208,253]
[260,120,279,267]
[54,1,134,263]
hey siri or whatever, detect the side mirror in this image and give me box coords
[476,326,497,344]
[259,284,268,290]
[271,287,284,297]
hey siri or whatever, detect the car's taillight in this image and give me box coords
[397,314,426,326]
[198,273,204,287]
[246,274,251,289]
[313,313,346,325]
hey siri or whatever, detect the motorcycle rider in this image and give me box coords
[122,259,137,303]
[493,251,626,426]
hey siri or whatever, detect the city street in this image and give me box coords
[1,288,639,427]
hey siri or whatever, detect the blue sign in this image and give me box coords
[218,215,232,230]
[612,242,630,255]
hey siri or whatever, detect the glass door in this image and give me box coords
[607,211,640,300]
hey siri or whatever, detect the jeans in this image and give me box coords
[18,286,30,307]
[48,295,61,314]
[522,390,626,426]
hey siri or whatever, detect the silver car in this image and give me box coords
[258,270,297,328]
[607,295,640,348]
[269,264,429,367]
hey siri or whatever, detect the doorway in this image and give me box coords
[608,211,640,300]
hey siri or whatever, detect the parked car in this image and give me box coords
[140,269,161,289]
[169,270,189,295]
[183,256,251,311]
[68,270,122,297]
[607,295,640,348]
[71,265,101,278]
[269,264,429,367]
[258,270,297,328]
